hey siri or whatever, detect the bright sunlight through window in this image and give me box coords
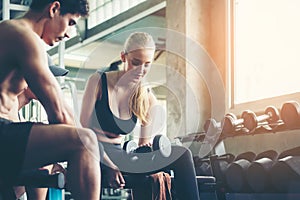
[234,0,300,104]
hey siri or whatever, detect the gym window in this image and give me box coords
[88,0,147,29]
[229,0,300,112]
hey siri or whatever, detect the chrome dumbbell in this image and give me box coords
[242,106,280,133]
[123,134,172,158]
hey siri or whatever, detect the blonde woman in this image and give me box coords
[80,32,200,200]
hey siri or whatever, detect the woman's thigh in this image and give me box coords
[101,142,190,174]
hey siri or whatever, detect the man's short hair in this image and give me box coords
[30,0,89,17]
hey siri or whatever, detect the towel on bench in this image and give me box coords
[132,172,172,200]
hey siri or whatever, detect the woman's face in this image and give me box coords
[124,48,155,82]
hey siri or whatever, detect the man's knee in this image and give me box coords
[76,128,99,159]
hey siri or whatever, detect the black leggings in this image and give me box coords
[99,142,200,200]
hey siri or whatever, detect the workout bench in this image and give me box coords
[0,169,65,200]
[100,172,218,200]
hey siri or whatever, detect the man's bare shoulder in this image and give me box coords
[0,20,30,36]
[0,19,41,51]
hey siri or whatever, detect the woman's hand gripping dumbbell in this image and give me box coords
[123,134,172,159]
[242,106,281,133]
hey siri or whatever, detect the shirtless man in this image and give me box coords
[0,1,100,200]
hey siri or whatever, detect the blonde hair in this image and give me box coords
[124,32,156,54]
[125,32,155,125]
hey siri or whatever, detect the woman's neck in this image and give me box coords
[115,70,140,89]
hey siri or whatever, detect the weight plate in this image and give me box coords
[123,140,138,153]
[153,135,172,157]
[265,106,280,124]
[242,110,257,132]
[225,113,237,121]
[281,101,300,129]
[222,115,235,135]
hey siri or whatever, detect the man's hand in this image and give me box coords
[106,166,125,189]
[18,87,37,109]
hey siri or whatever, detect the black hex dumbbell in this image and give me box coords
[123,134,172,158]
[246,150,278,192]
[225,151,256,192]
[270,155,300,193]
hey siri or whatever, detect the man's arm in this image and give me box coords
[16,32,74,125]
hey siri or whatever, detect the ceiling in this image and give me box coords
[55,10,166,70]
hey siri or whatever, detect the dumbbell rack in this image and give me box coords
[193,149,300,200]
[177,100,300,146]
[177,101,300,200]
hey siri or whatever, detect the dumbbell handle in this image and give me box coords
[232,118,244,126]
[256,107,280,125]
[256,113,270,123]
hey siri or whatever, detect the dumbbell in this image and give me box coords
[194,153,235,178]
[222,113,244,134]
[225,151,256,192]
[204,114,235,133]
[123,134,172,158]
[205,113,244,135]
[225,112,237,121]
[194,156,213,176]
[208,153,235,183]
[123,140,139,153]
[281,101,300,129]
[242,106,280,133]
[269,155,300,193]
[246,150,278,192]
[277,146,300,159]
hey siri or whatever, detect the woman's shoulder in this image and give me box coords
[87,71,103,84]
[105,71,120,83]
[105,70,119,77]
[88,70,118,85]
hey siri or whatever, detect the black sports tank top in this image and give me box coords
[94,72,137,135]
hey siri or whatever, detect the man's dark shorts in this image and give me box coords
[0,118,34,184]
